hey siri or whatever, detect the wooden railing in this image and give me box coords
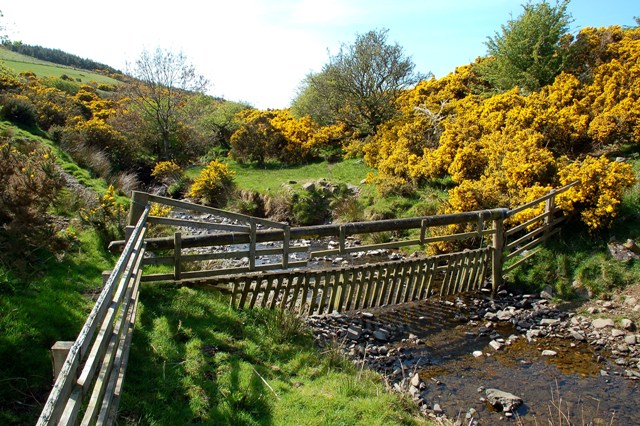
[37,205,149,426]
[503,181,578,274]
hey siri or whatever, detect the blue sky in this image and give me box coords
[2,1,637,109]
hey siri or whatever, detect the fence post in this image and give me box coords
[50,341,74,380]
[174,232,182,281]
[282,225,290,269]
[544,189,556,238]
[128,191,149,226]
[249,218,257,271]
[491,217,505,293]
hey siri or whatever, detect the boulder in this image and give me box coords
[485,388,523,412]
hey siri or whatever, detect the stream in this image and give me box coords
[306,295,640,425]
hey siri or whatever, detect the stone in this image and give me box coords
[541,350,558,356]
[540,318,560,326]
[625,296,638,306]
[592,318,615,329]
[497,310,514,321]
[472,350,483,358]
[540,286,554,300]
[302,182,316,192]
[489,340,503,351]
[621,319,635,331]
[602,301,616,309]
[361,312,374,319]
[373,329,389,341]
[485,388,523,412]
[611,329,626,338]
[346,325,363,340]
[570,330,586,341]
[433,403,443,414]
[624,335,637,345]
[410,372,421,388]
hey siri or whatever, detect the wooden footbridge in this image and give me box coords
[37,182,577,425]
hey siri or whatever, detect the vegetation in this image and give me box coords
[119,284,429,425]
[292,28,427,135]
[1,1,640,424]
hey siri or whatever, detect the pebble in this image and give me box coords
[541,350,558,356]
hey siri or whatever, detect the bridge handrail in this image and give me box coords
[37,205,150,426]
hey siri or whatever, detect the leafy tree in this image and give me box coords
[126,48,209,159]
[293,28,427,135]
[479,0,573,92]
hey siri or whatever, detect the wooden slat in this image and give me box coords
[505,227,560,260]
[37,207,149,426]
[145,193,286,229]
[503,247,542,273]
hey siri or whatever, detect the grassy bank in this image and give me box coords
[0,230,115,425]
[118,284,430,425]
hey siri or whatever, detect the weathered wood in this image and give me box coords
[51,342,74,380]
[504,247,542,273]
[174,232,182,281]
[492,218,505,291]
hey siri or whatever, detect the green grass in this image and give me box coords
[0,229,116,425]
[0,47,119,85]
[187,159,374,194]
[118,284,431,425]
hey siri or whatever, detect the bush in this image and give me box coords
[0,94,38,127]
[187,160,235,206]
[0,132,64,264]
[79,185,126,243]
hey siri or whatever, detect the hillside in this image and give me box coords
[0,46,120,85]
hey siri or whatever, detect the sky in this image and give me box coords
[2,1,638,109]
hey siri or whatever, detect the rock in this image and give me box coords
[433,403,443,414]
[623,238,640,254]
[497,310,514,321]
[346,325,363,340]
[611,329,626,338]
[540,318,560,326]
[541,350,558,356]
[410,372,421,387]
[373,329,389,341]
[621,319,635,331]
[592,318,615,329]
[302,182,316,192]
[540,286,554,300]
[489,340,504,351]
[625,335,637,345]
[635,305,640,313]
[485,388,523,412]
[625,296,638,306]
[570,330,586,341]
[473,350,483,357]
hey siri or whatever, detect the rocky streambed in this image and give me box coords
[305,290,640,425]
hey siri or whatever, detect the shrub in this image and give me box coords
[187,160,235,206]
[0,132,64,263]
[0,94,38,127]
[151,161,182,185]
[79,185,127,243]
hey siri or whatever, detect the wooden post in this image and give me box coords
[339,225,346,254]
[51,341,74,380]
[174,232,182,281]
[249,218,257,271]
[127,191,149,226]
[492,218,505,293]
[282,225,290,269]
[544,190,556,238]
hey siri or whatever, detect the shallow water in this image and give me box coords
[361,298,639,425]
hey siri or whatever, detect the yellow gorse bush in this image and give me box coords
[362,25,640,229]
[188,160,235,206]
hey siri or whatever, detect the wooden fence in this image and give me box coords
[37,205,149,426]
[218,247,490,315]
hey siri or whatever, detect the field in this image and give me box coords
[0,47,120,85]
